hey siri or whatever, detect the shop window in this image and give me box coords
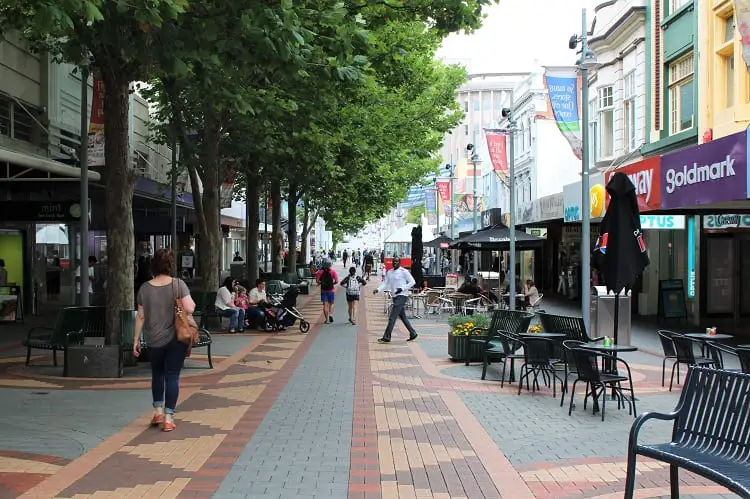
[669,0,690,15]
[668,53,694,134]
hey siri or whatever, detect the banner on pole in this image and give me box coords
[436,180,451,202]
[484,130,508,178]
[544,67,583,159]
[87,76,105,167]
[424,188,437,214]
[737,1,750,70]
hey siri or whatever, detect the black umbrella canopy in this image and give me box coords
[411,225,424,286]
[450,224,544,250]
[594,172,649,294]
[424,235,452,249]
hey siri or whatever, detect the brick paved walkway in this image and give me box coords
[0,271,739,498]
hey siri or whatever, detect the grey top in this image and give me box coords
[137,278,190,348]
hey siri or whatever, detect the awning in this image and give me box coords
[424,235,452,249]
[0,146,101,181]
[451,224,544,250]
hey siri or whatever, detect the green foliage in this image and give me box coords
[405,206,425,225]
[448,314,490,335]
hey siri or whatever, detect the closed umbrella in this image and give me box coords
[36,225,69,245]
[411,225,423,287]
[593,172,649,344]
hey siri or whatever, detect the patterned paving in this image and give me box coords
[0,275,740,499]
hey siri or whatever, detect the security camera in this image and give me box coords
[466,144,474,151]
[501,108,511,118]
[569,35,579,50]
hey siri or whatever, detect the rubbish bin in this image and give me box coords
[590,286,631,345]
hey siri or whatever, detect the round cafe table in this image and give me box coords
[684,332,733,357]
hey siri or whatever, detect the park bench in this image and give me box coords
[624,367,750,499]
[193,291,222,329]
[119,310,214,368]
[22,306,105,370]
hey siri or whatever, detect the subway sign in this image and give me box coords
[639,215,685,230]
[703,214,750,231]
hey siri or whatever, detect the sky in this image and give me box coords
[436,0,599,74]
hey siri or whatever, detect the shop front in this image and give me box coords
[658,130,750,327]
[516,193,564,292]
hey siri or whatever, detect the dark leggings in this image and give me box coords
[150,338,187,413]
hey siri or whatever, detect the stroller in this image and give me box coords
[265,285,311,333]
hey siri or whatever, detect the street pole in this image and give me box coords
[79,63,89,307]
[449,154,456,272]
[508,94,517,311]
[471,134,479,277]
[170,134,177,270]
[580,8,592,332]
[264,186,268,272]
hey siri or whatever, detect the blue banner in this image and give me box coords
[544,67,582,159]
[424,188,437,214]
[402,186,426,208]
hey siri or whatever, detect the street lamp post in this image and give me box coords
[470,142,481,276]
[501,98,519,310]
[79,60,90,307]
[570,8,597,332]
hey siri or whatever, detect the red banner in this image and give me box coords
[87,76,105,167]
[484,130,508,177]
[436,180,451,202]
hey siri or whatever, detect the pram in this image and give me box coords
[265,285,311,333]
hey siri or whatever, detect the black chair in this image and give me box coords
[481,330,524,386]
[517,337,563,398]
[559,339,585,407]
[567,347,637,421]
[657,330,681,387]
[736,347,750,374]
[669,336,720,391]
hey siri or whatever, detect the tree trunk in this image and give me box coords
[271,178,282,273]
[287,182,298,270]
[195,119,222,292]
[245,172,260,282]
[102,72,136,345]
[300,201,309,265]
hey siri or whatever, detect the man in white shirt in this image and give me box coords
[373,256,418,343]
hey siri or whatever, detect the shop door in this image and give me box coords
[705,237,734,315]
[738,238,750,318]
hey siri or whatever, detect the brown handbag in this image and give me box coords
[173,279,199,354]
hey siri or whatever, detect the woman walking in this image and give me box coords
[133,248,195,432]
[341,267,366,324]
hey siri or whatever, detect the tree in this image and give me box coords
[406,206,425,224]
[0,0,188,343]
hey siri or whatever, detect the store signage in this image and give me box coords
[562,173,605,222]
[687,216,696,298]
[526,228,548,238]
[660,130,747,209]
[639,215,685,230]
[605,157,661,212]
[703,214,750,231]
[0,201,84,222]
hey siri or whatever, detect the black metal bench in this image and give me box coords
[119,310,214,368]
[22,306,104,371]
[625,367,750,499]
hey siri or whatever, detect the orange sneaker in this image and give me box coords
[150,414,165,426]
[162,421,176,432]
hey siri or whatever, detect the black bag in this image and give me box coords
[320,269,334,290]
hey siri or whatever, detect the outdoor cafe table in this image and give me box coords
[519,332,566,339]
[684,332,733,356]
[579,343,638,408]
[446,292,473,315]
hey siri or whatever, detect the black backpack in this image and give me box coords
[320,268,334,290]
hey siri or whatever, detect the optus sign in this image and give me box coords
[605,156,660,212]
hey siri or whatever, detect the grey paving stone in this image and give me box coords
[0,388,145,459]
[215,294,354,498]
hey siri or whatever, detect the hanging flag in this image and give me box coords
[737,1,750,70]
[436,180,451,202]
[87,76,105,167]
[484,130,508,178]
[544,67,583,159]
[424,188,437,214]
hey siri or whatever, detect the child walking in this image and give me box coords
[341,267,366,325]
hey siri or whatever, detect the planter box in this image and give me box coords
[448,333,487,362]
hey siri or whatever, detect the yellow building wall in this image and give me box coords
[699,0,750,139]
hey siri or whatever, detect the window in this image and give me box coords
[482,97,490,112]
[463,100,468,112]
[623,72,637,152]
[717,14,736,108]
[0,100,9,137]
[669,0,690,15]
[668,53,694,133]
[464,124,469,136]
[493,95,501,111]
[13,103,34,142]
[473,96,480,111]
[597,86,614,158]
[588,98,598,160]
[526,118,532,149]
